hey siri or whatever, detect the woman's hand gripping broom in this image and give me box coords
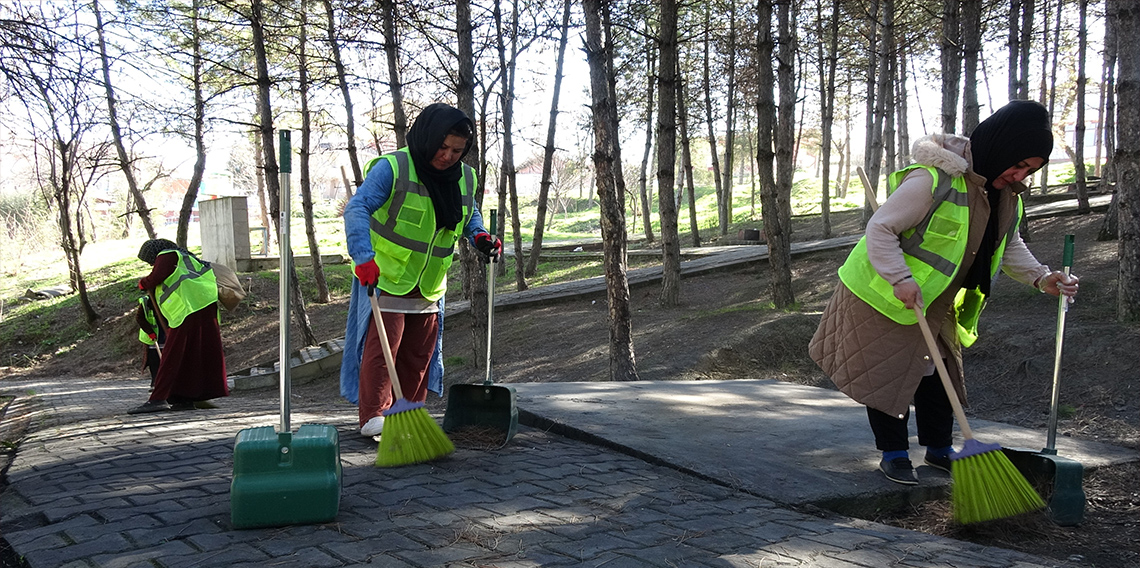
[912,304,1044,524]
[368,287,454,467]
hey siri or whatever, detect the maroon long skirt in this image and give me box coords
[149,304,229,404]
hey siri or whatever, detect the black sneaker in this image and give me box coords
[169,402,196,411]
[924,452,952,473]
[879,457,919,485]
[128,400,170,414]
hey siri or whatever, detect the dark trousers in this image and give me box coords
[867,370,954,452]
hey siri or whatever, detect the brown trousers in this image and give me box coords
[358,310,438,428]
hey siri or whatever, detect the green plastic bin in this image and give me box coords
[230,424,342,529]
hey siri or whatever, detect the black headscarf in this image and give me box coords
[963,100,1054,295]
[406,103,475,229]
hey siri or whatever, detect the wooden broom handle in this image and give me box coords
[912,304,975,440]
[368,290,404,400]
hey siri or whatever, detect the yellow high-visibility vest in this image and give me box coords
[364,149,476,301]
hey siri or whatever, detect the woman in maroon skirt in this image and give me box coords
[129,239,229,414]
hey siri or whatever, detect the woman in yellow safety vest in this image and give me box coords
[809,100,1079,485]
[341,103,501,439]
[130,239,229,414]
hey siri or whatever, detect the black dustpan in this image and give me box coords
[443,210,518,446]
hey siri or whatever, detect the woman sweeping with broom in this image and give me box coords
[340,103,500,464]
[809,100,1078,520]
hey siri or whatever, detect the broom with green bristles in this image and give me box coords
[912,304,1045,524]
[368,287,454,467]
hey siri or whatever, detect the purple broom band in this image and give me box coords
[951,438,1003,460]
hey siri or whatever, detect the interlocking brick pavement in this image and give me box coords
[0,376,1070,568]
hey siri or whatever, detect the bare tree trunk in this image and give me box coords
[656,0,681,307]
[250,0,317,347]
[584,0,638,381]
[1044,0,1062,192]
[253,131,271,242]
[961,0,982,134]
[819,0,839,239]
[896,46,910,169]
[841,83,852,198]
[602,5,632,253]
[1098,0,1119,255]
[177,0,206,249]
[1074,0,1091,212]
[493,0,526,291]
[941,0,961,133]
[59,145,100,324]
[638,32,657,244]
[1019,0,1035,99]
[770,0,796,308]
[58,165,100,325]
[757,0,781,304]
[526,0,571,277]
[866,0,893,224]
[1101,0,1118,189]
[298,5,329,303]
[884,41,897,174]
[381,0,408,147]
[677,54,698,247]
[862,0,880,227]
[456,0,489,362]
[746,110,757,219]
[721,0,738,233]
[93,0,156,240]
[702,4,724,234]
[1008,0,1022,100]
[1036,0,1051,190]
[1115,0,1140,321]
[322,0,363,187]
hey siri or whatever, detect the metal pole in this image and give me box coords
[1045,234,1074,453]
[484,210,496,386]
[278,130,292,433]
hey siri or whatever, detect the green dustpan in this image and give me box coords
[443,210,518,446]
[1005,235,1085,526]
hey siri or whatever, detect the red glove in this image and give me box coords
[354,259,380,287]
[138,280,146,290]
[474,232,502,261]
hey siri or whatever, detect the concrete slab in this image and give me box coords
[511,379,1137,510]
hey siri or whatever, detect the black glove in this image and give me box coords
[473,232,502,261]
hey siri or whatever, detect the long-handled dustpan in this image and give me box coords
[1003,234,1085,526]
[230,131,341,528]
[443,210,518,446]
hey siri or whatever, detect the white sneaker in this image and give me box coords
[360,416,385,437]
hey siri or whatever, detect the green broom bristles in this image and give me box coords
[375,399,454,467]
[951,439,1045,524]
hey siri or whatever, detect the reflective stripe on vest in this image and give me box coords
[838,165,1022,347]
[366,149,475,300]
[155,250,218,328]
[839,165,970,327]
[892,167,969,278]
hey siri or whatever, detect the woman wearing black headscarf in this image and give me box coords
[809,100,1079,485]
[131,238,229,414]
[340,103,501,439]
